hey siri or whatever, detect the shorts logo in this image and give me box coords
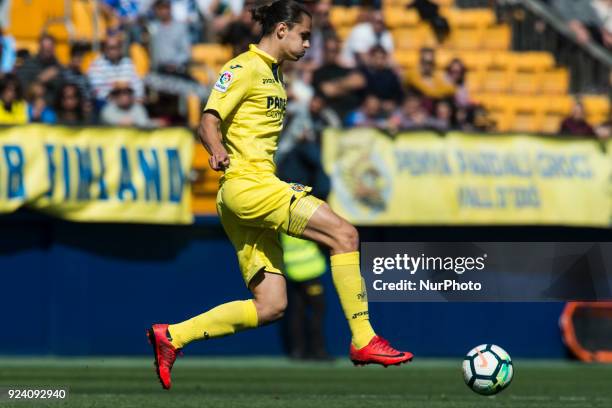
[290,183,305,192]
[351,311,369,319]
[214,71,234,93]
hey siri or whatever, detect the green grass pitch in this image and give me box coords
[0,357,610,407]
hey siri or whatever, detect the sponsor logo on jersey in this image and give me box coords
[230,64,243,69]
[262,78,275,84]
[214,71,234,92]
[265,96,287,120]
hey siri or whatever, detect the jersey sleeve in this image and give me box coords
[204,62,251,120]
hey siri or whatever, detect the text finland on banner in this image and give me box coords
[0,125,194,224]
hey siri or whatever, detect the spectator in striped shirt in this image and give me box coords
[88,35,144,107]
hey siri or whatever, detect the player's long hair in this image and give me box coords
[251,0,311,36]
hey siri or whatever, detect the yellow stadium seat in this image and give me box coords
[508,53,551,94]
[55,42,70,65]
[434,49,454,69]
[582,95,610,125]
[15,39,38,55]
[394,50,418,70]
[539,96,573,134]
[383,7,419,29]
[446,26,484,50]
[465,70,485,94]
[72,0,107,42]
[81,51,99,73]
[540,68,569,94]
[129,43,150,78]
[478,94,514,132]
[392,25,437,50]
[187,93,202,129]
[8,0,46,39]
[444,8,495,29]
[45,22,70,42]
[481,25,511,51]
[509,97,542,133]
[481,52,516,93]
[191,44,232,66]
[330,6,360,28]
[456,51,493,73]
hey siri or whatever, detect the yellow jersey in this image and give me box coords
[204,44,287,177]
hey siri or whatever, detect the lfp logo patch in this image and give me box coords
[214,71,234,93]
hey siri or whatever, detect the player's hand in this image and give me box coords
[209,148,230,171]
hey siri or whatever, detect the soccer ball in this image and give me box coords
[462,344,513,396]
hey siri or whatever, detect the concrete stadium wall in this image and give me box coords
[2,212,603,358]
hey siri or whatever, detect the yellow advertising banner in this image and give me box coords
[0,125,194,224]
[323,128,610,227]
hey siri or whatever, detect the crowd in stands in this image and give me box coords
[0,0,608,140]
[549,0,612,49]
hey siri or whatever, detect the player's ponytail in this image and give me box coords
[251,0,311,36]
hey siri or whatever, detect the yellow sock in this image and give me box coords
[168,300,258,349]
[330,251,376,349]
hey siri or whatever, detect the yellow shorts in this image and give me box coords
[216,173,324,286]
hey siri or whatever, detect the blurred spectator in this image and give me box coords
[408,0,450,43]
[101,82,151,127]
[149,0,192,75]
[88,35,144,106]
[405,47,455,103]
[559,100,596,136]
[0,27,16,74]
[429,99,452,132]
[17,34,63,105]
[359,45,403,113]
[340,9,394,68]
[345,94,389,128]
[0,74,27,124]
[389,93,436,131]
[26,81,56,124]
[62,44,94,105]
[593,0,612,46]
[55,83,93,126]
[299,1,336,78]
[551,0,612,47]
[313,36,366,122]
[445,58,470,108]
[277,96,336,197]
[220,1,260,56]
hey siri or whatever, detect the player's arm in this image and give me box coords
[200,63,250,171]
[198,112,229,171]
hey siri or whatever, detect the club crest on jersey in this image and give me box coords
[214,71,234,93]
[290,183,306,192]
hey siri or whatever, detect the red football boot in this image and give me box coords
[147,324,181,389]
[350,335,414,367]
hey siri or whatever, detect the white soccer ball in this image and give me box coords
[462,344,513,396]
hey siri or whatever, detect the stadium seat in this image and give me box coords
[394,50,418,70]
[539,96,573,134]
[81,51,99,73]
[456,51,493,73]
[446,26,484,50]
[481,25,511,51]
[129,43,150,78]
[8,0,46,39]
[582,95,610,125]
[392,25,437,50]
[383,7,419,29]
[330,6,360,28]
[477,94,514,132]
[465,70,485,94]
[509,97,541,133]
[72,0,107,42]
[191,44,232,66]
[443,8,495,30]
[481,52,516,93]
[540,68,569,95]
[510,53,554,95]
[187,93,201,129]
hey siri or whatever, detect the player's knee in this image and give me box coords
[333,222,359,253]
[254,297,287,324]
